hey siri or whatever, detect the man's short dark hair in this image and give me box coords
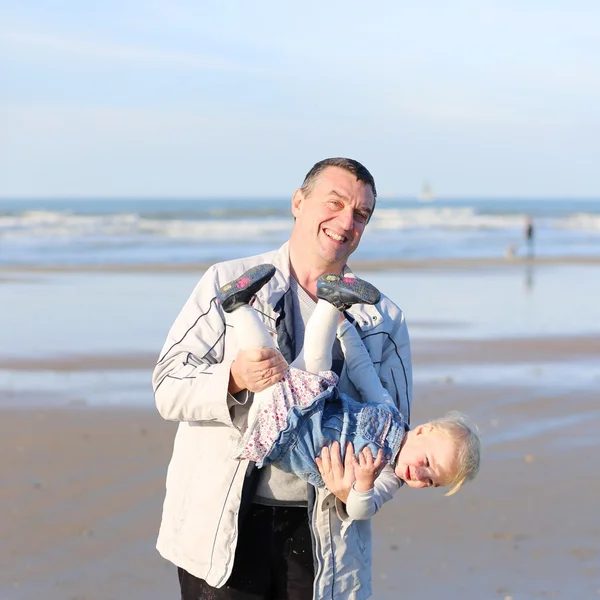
[299,157,378,220]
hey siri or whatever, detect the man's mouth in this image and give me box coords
[323,229,346,243]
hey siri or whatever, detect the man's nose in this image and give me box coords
[337,208,354,231]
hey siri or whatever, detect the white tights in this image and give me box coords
[229,300,393,427]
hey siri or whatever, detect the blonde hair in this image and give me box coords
[428,411,481,497]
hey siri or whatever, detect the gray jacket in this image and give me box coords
[152,242,413,599]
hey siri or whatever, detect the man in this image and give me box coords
[153,157,413,599]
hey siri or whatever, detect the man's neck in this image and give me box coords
[289,244,345,299]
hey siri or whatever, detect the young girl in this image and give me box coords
[218,264,480,503]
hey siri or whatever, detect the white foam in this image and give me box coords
[558,212,600,231]
[370,207,524,230]
[2,205,600,240]
[0,210,292,240]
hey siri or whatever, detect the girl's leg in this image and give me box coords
[290,300,339,372]
[292,273,382,376]
[228,305,276,351]
[217,264,279,428]
[338,321,395,406]
[227,304,277,430]
[217,263,278,351]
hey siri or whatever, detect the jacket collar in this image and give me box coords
[253,242,293,326]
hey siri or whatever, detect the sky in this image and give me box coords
[1,1,599,199]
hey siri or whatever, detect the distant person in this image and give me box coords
[153,158,413,599]
[219,264,481,503]
[524,216,535,258]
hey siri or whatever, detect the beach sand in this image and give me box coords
[0,407,176,599]
[2,259,600,599]
[1,334,599,599]
[2,254,600,275]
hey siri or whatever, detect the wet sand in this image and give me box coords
[375,382,600,599]
[2,253,600,276]
[0,407,176,598]
[0,334,599,372]
[1,334,599,599]
[3,258,600,598]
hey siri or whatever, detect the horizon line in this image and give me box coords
[1,194,599,202]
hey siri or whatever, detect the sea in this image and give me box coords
[3,194,600,406]
[1,196,600,266]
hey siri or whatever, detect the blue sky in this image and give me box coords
[1,1,599,198]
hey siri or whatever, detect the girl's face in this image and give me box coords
[394,424,459,489]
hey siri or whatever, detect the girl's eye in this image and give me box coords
[428,478,434,487]
[425,458,430,467]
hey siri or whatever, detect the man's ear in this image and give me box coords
[291,189,304,218]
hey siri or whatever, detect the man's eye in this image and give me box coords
[355,212,368,223]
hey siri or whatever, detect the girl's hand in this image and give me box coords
[353,447,386,492]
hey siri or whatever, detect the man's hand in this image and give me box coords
[353,447,386,492]
[229,348,288,394]
[315,441,356,504]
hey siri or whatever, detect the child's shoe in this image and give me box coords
[316,274,381,310]
[218,264,277,313]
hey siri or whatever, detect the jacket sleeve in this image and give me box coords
[377,297,413,424]
[337,464,403,521]
[152,265,239,424]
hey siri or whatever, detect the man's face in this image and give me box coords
[394,425,459,490]
[290,167,375,271]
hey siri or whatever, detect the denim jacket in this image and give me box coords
[264,386,407,489]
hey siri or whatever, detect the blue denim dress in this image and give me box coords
[261,386,408,488]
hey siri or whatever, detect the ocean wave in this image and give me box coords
[370,207,525,230]
[0,210,293,240]
[558,213,600,231]
[2,206,600,242]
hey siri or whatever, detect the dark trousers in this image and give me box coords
[178,504,314,600]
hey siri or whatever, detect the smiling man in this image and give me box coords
[288,162,376,286]
[153,157,413,600]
